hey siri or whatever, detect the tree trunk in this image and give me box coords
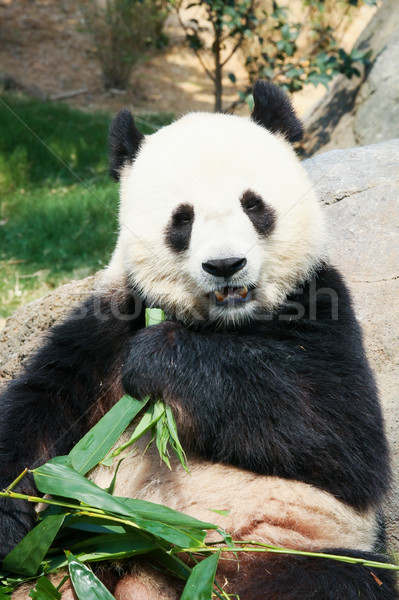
[214,26,223,112]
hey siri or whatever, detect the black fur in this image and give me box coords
[251,80,304,143]
[165,203,195,253]
[122,264,390,510]
[240,189,276,236]
[109,109,144,181]
[0,291,144,557]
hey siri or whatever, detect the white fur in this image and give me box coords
[102,113,327,324]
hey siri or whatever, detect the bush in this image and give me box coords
[82,0,171,90]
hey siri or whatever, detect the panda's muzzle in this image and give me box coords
[202,258,252,305]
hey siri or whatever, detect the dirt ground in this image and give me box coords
[0,0,375,118]
[0,0,245,116]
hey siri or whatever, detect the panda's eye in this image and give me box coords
[171,204,195,228]
[244,197,262,211]
[165,203,195,253]
[240,189,276,237]
[241,191,263,212]
[173,211,194,226]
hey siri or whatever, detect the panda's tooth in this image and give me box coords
[239,286,248,299]
[215,290,226,302]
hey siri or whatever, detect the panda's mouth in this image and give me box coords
[211,286,253,306]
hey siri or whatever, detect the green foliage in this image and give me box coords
[243,0,374,99]
[0,95,173,318]
[176,0,376,110]
[81,0,171,90]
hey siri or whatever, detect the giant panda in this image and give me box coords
[0,80,397,600]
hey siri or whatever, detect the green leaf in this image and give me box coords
[32,462,135,516]
[67,517,126,535]
[116,497,216,530]
[2,514,65,576]
[66,553,115,600]
[307,71,332,89]
[207,509,230,517]
[165,405,190,474]
[145,308,166,327]
[103,457,124,494]
[155,414,171,469]
[69,531,159,562]
[0,587,12,600]
[69,394,149,474]
[29,576,62,600]
[180,551,220,600]
[108,401,165,459]
[149,549,192,581]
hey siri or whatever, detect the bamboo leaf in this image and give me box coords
[103,457,125,495]
[116,497,216,530]
[69,531,158,562]
[155,414,171,469]
[69,395,149,474]
[165,405,190,474]
[33,462,129,515]
[149,549,192,581]
[2,514,65,576]
[67,519,125,535]
[132,520,206,548]
[66,553,115,600]
[180,551,220,600]
[145,308,166,326]
[107,401,165,459]
[208,509,230,517]
[29,576,62,600]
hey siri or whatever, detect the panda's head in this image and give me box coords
[105,81,326,326]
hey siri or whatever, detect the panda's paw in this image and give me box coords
[122,321,185,399]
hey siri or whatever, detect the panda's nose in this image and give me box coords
[202,257,247,278]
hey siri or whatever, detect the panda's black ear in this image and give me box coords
[251,80,304,144]
[109,109,144,181]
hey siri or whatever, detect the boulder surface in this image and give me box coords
[303,0,399,156]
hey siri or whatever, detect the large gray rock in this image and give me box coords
[303,0,399,156]
[0,140,398,547]
[305,138,399,547]
[0,275,98,381]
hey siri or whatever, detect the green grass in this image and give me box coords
[0,94,173,318]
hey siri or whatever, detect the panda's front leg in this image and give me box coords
[122,321,187,400]
[122,320,263,459]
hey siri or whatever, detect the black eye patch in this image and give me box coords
[165,203,195,252]
[240,189,276,236]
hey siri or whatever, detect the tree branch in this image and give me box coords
[175,3,215,82]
